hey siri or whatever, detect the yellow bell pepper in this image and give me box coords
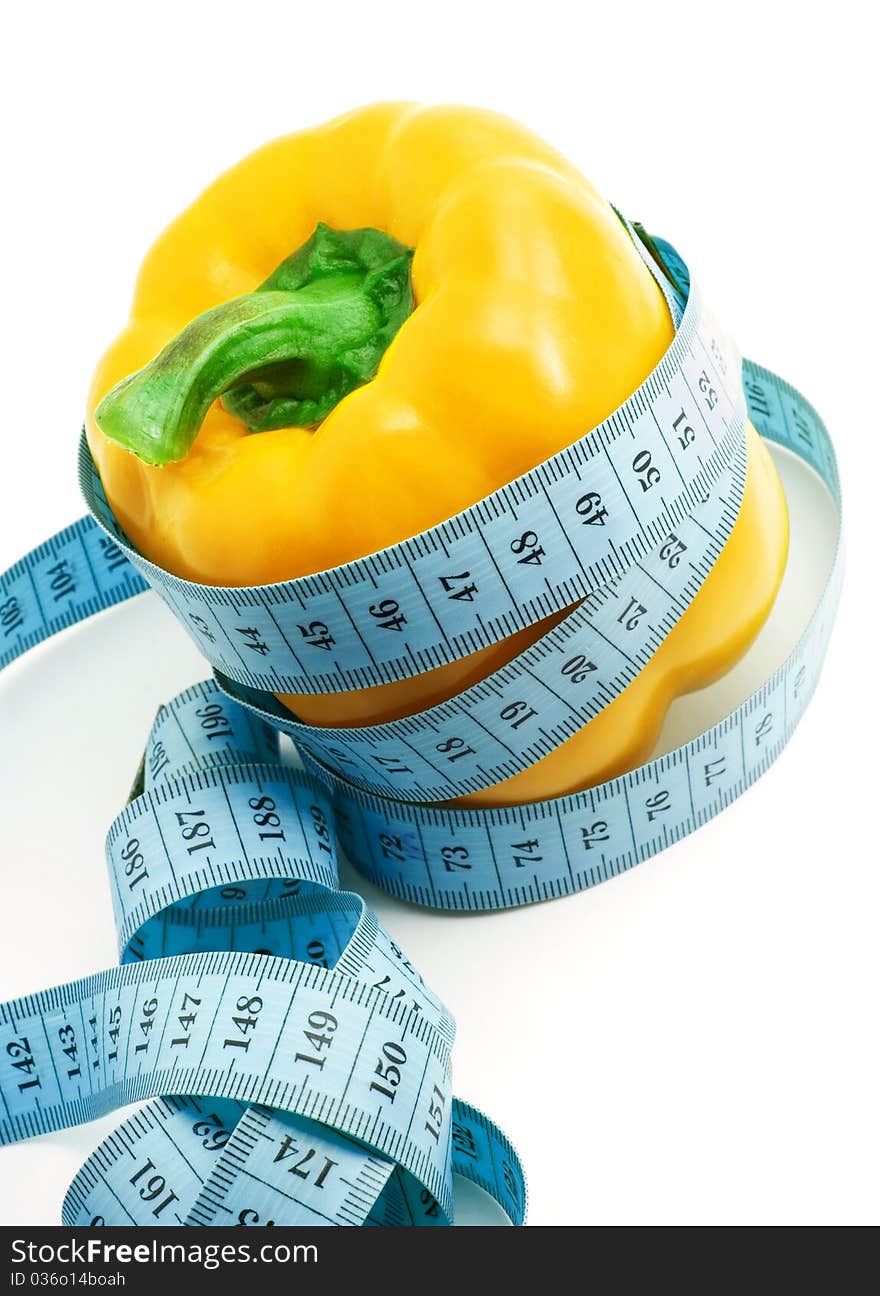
[86,103,788,807]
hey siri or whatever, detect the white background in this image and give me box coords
[0,1,877,1227]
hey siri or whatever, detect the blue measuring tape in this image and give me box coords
[0,230,841,1225]
[2,681,525,1226]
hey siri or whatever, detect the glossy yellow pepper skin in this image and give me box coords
[86,103,789,807]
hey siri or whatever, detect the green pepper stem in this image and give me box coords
[95,224,414,466]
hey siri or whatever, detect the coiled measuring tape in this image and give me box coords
[1,681,525,1226]
[0,229,842,1223]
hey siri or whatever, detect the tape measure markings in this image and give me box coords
[214,445,745,801]
[60,278,745,695]
[298,533,840,912]
[108,764,339,950]
[189,1105,397,1227]
[62,1097,228,1225]
[0,514,148,672]
[0,226,723,700]
[0,697,485,1226]
[0,232,840,1229]
[46,693,497,1226]
[60,1091,524,1228]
